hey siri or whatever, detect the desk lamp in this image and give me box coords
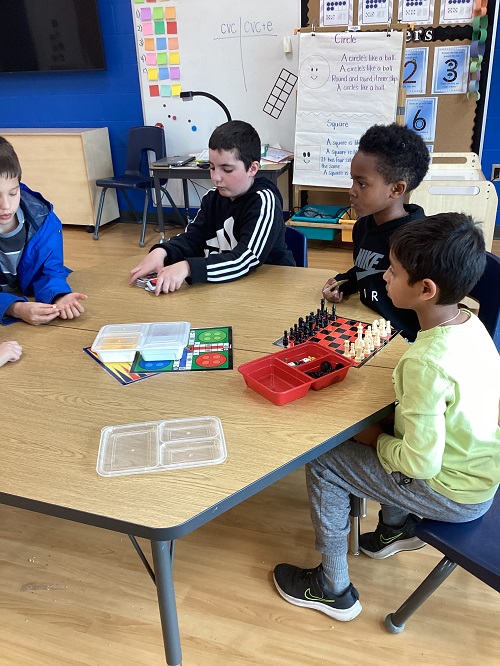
[180,91,232,122]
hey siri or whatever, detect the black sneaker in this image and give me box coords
[359,511,426,559]
[273,563,362,621]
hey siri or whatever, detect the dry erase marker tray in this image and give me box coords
[97,416,226,477]
[91,321,190,363]
[238,342,354,406]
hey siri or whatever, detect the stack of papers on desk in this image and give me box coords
[262,147,294,163]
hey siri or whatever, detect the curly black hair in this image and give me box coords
[358,123,430,193]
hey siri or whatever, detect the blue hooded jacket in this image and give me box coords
[0,183,72,324]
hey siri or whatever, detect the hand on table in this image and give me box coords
[152,261,190,295]
[0,340,22,366]
[6,301,61,326]
[54,293,88,319]
[129,248,168,285]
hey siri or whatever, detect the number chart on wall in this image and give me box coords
[130,0,301,157]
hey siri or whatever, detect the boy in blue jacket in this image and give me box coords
[0,136,87,325]
[130,120,295,294]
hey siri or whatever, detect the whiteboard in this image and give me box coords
[131,0,301,157]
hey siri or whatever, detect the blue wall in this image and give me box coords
[0,0,499,229]
[0,0,143,208]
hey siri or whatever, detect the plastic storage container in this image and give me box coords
[238,342,354,405]
[97,416,226,476]
[91,321,190,363]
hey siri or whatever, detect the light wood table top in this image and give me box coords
[2,324,396,539]
[63,259,409,369]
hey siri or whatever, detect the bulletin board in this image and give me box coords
[131,0,301,157]
[306,0,492,154]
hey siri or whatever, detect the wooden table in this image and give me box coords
[151,160,294,241]
[2,263,407,665]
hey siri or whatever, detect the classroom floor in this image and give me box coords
[0,221,498,666]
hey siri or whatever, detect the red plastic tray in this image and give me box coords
[238,342,354,405]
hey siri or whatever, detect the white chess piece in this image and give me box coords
[354,338,364,361]
[344,339,350,355]
[349,342,356,358]
[379,318,387,338]
[357,322,363,339]
[374,329,381,347]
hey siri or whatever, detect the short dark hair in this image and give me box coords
[0,136,22,180]
[209,120,261,170]
[358,123,429,193]
[390,212,486,304]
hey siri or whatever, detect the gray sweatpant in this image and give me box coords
[306,439,492,560]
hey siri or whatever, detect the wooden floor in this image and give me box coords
[1,221,498,666]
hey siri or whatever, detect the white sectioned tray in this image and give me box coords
[91,321,190,363]
[97,416,226,477]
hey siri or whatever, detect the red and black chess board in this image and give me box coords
[273,316,399,368]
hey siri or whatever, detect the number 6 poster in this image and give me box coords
[404,97,438,143]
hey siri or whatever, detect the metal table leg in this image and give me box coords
[153,173,167,243]
[151,539,182,666]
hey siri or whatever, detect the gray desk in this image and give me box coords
[151,159,294,242]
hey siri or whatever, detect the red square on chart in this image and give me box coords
[149,85,160,97]
[166,21,177,34]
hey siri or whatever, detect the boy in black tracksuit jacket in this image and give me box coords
[130,121,294,294]
[322,124,430,341]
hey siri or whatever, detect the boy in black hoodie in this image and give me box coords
[322,123,430,340]
[130,120,295,294]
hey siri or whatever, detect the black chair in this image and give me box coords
[285,226,308,267]
[93,126,183,247]
[385,490,500,633]
[348,251,500,555]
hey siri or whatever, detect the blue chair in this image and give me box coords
[285,226,308,267]
[385,490,500,633]
[93,126,184,247]
[467,251,500,352]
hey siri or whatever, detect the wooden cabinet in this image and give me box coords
[0,128,118,228]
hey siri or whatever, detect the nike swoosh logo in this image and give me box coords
[380,532,403,544]
[304,588,336,603]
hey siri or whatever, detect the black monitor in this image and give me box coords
[0,0,106,73]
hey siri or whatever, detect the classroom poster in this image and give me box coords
[320,0,353,27]
[403,47,429,95]
[398,0,434,25]
[294,31,403,188]
[431,45,470,95]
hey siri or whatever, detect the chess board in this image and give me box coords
[273,316,399,368]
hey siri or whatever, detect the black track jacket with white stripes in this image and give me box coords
[151,176,295,283]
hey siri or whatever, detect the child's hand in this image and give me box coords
[129,248,168,285]
[54,293,88,319]
[6,301,61,325]
[353,423,384,447]
[322,277,344,304]
[0,341,22,367]
[153,261,190,295]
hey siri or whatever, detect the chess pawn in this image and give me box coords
[354,338,364,362]
[344,339,350,355]
[349,342,356,358]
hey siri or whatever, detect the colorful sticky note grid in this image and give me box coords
[156,37,167,50]
[165,7,176,19]
[147,68,159,81]
[142,22,153,36]
[167,22,178,34]
[144,37,155,51]
[161,85,172,97]
[154,21,166,35]
[153,7,164,19]
[169,66,181,80]
[146,53,157,65]
[159,67,170,80]
[168,37,179,50]
[140,8,151,20]
[134,0,145,4]
[149,85,160,96]
[157,52,168,65]
[169,52,180,65]
[171,84,182,96]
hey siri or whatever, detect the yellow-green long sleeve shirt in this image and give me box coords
[377,312,500,504]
